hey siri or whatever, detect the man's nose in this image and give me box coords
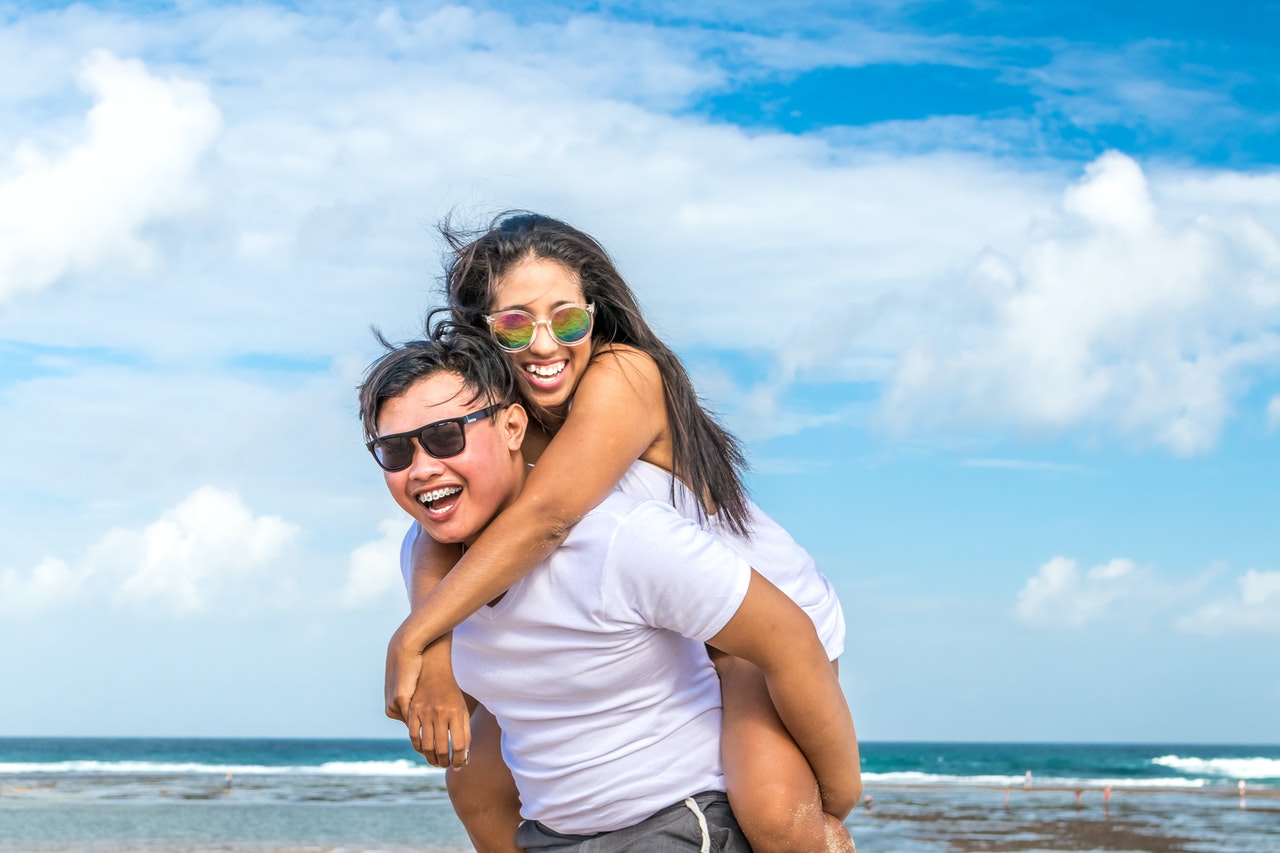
[406,440,446,477]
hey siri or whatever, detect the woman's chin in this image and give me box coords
[520,378,573,411]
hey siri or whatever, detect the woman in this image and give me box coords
[388,213,855,852]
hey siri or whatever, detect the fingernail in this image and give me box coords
[464,749,470,765]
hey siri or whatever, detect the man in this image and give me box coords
[359,329,859,851]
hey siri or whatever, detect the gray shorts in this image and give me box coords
[514,791,749,853]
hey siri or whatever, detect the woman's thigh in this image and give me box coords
[717,657,842,849]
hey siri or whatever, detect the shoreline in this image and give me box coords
[871,781,1279,797]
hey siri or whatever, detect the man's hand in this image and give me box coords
[404,663,472,770]
[386,631,472,770]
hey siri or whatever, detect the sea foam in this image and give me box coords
[861,770,1206,789]
[0,758,443,777]
[313,759,439,776]
[1152,755,1280,780]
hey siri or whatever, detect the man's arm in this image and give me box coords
[388,525,472,770]
[706,570,861,819]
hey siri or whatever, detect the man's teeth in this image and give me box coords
[418,486,462,506]
[526,362,565,378]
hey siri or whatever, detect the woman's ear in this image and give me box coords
[502,403,528,452]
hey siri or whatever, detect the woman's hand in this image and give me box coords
[384,622,422,724]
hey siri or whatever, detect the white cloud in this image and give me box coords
[0,50,220,301]
[106,486,298,612]
[5,14,1272,460]
[1178,569,1280,635]
[0,360,368,521]
[0,557,88,614]
[342,518,411,608]
[0,14,1273,618]
[1014,556,1144,628]
[1026,45,1235,133]
[0,1,1274,741]
[881,152,1280,455]
[0,487,298,617]
[1267,396,1280,431]
[0,8,1276,612]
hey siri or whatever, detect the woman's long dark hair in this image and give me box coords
[431,211,751,535]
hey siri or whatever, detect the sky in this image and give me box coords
[1,0,1278,744]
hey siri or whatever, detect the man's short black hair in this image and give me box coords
[358,320,520,442]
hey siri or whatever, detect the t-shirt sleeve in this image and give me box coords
[604,500,752,642]
[398,521,418,603]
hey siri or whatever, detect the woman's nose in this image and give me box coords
[527,320,558,354]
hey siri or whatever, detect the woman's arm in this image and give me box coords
[385,347,669,712]
[707,571,862,819]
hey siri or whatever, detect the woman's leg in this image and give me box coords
[446,704,524,853]
[717,655,855,853]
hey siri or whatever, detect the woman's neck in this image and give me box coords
[520,420,555,465]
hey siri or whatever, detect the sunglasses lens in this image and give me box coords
[551,305,592,344]
[490,312,535,351]
[372,437,414,471]
[420,421,466,458]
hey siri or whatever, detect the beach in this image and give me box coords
[2,783,1274,852]
[2,739,1276,852]
[854,783,1278,852]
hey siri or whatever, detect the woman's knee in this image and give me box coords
[728,780,829,853]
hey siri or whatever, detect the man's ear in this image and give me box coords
[501,403,528,452]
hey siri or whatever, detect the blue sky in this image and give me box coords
[1,0,1277,743]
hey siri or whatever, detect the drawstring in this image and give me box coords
[683,797,711,853]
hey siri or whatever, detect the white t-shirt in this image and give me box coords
[409,491,752,835]
[616,460,845,659]
[400,459,845,658]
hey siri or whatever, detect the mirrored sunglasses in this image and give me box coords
[484,303,594,352]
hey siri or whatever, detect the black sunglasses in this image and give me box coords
[367,403,505,472]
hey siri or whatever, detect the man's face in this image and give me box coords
[375,371,524,546]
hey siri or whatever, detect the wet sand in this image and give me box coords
[851,783,1277,852]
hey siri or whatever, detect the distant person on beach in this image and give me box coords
[378,213,855,851]
[359,329,860,851]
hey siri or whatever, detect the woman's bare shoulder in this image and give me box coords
[588,343,662,386]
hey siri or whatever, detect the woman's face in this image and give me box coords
[490,256,593,414]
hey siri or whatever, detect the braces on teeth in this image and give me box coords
[419,486,461,504]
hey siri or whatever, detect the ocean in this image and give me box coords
[1,738,1276,852]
